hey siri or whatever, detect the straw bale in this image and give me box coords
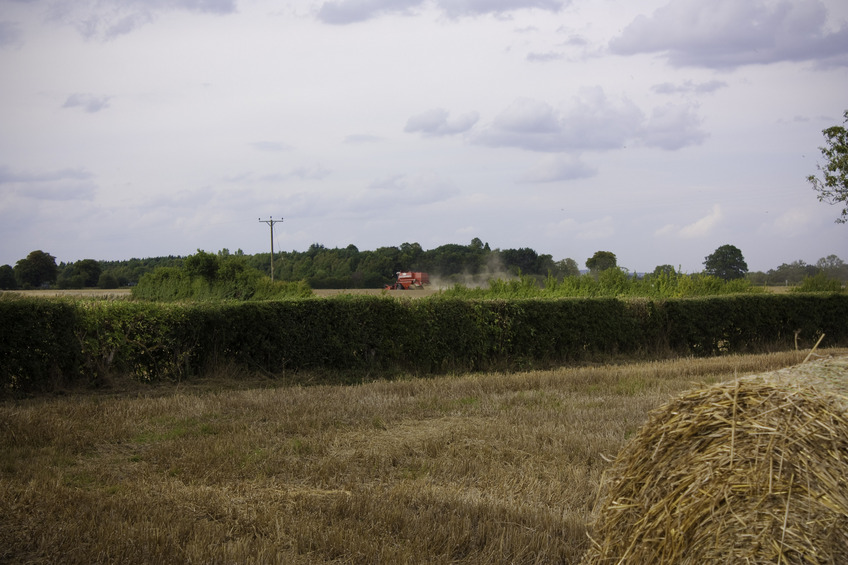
[582,355,848,564]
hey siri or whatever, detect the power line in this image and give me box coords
[258,217,283,280]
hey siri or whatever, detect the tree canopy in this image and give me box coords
[808,109,848,224]
[14,250,58,288]
[703,244,748,281]
[586,251,617,274]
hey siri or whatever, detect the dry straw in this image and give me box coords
[582,355,848,564]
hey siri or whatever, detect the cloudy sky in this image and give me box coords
[2,0,847,273]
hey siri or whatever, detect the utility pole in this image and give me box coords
[258,217,283,280]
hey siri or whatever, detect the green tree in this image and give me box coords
[0,264,17,289]
[500,247,540,275]
[58,259,102,288]
[184,249,220,281]
[767,260,816,285]
[816,254,848,281]
[586,251,617,274]
[652,264,677,278]
[14,250,58,288]
[97,272,119,289]
[703,244,748,281]
[554,258,580,278]
[808,110,848,223]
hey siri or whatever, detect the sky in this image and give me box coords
[1,0,847,274]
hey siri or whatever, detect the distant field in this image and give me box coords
[6,286,794,299]
[313,288,441,298]
[7,288,132,298]
[2,349,838,564]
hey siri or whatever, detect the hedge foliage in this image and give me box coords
[2,293,847,392]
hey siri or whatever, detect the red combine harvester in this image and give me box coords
[385,271,430,290]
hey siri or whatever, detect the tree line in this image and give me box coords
[1,241,845,292]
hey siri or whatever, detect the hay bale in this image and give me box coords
[582,356,848,564]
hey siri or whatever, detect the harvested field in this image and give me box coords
[2,350,845,564]
[4,288,132,298]
[312,288,441,298]
[583,354,848,564]
[6,288,437,299]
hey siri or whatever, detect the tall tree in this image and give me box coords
[703,244,748,281]
[0,264,17,289]
[14,250,58,288]
[554,258,580,278]
[808,110,848,223]
[58,259,102,288]
[586,251,617,274]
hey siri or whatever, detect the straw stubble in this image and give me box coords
[583,355,848,564]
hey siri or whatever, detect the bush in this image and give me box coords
[791,272,843,293]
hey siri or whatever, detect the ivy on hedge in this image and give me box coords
[1,293,846,392]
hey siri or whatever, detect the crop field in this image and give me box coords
[2,348,842,564]
[2,285,797,300]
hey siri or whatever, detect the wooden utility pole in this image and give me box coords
[258,217,283,280]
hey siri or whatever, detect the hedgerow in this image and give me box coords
[1,293,846,392]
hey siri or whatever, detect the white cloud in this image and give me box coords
[655,204,724,239]
[547,216,615,240]
[765,208,816,237]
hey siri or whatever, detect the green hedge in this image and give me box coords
[0,297,81,391]
[2,294,846,392]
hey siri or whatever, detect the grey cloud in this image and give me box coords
[652,79,728,95]
[526,51,564,62]
[474,89,644,152]
[288,164,332,180]
[562,34,588,47]
[49,0,237,39]
[610,0,848,69]
[343,134,383,144]
[316,0,564,24]
[0,166,96,200]
[0,21,23,48]
[404,108,480,136]
[351,171,459,211]
[250,141,293,152]
[437,0,565,19]
[0,166,93,184]
[473,88,707,152]
[317,0,424,25]
[519,155,597,183]
[224,165,331,183]
[63,93,111,113]
[641,103,708,150]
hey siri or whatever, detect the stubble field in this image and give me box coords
[2,348,839,564]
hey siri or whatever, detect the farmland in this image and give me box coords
[2,348,842,564]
